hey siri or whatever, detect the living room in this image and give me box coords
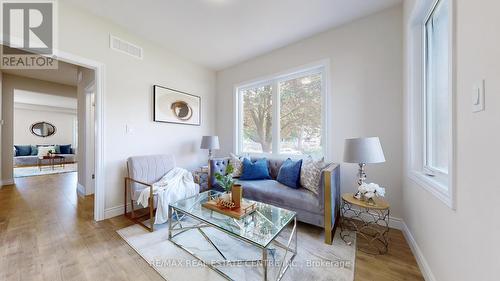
[0,0,498,281]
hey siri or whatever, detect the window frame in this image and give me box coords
[234,61,330,159]
[407,0,456,209]
[422,0,450,182]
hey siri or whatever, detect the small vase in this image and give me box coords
[232,184,242,208]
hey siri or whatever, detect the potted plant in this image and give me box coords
[214,163,234,194]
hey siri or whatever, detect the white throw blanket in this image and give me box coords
[137,167,199,225]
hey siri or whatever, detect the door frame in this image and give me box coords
[54,49,106,221]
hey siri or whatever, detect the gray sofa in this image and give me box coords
[209,157,340,244]
[13,148,77,167]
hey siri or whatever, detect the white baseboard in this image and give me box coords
[343,212,434,281]
[104,203,132,219]
[401,222,436,281]
[342,211,404,230]
[77,183,85,197]
[1,179,15,186]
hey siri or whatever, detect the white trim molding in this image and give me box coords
[233,59,332,160]
[0,179,15,187]
[402,222,437,281]
[342,212,404,231]
[104,203,132,220]
[52,49,106,222]
[405,0,456,209]
[77,183,85,197]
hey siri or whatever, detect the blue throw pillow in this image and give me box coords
[14,145,31,156]
[277,159,302,189]
[59,144,71,154]
[240,158,271,180]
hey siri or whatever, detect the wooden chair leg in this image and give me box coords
[149,198,154,232]
[124,178,128,216]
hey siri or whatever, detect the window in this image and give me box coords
[407,0,454,208]
[236,65,327,157]
[424,0,450,180]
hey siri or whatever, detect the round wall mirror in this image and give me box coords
[30,122,56,138]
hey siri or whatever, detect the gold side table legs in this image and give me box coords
[340,200,390,255]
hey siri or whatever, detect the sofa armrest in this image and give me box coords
[319,163,340,244]
[208,157,230,188]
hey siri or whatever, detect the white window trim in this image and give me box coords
[233,60,331,160]
[406,0,456,209]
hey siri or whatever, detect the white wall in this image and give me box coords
[13,106,76,146]
[53,1,216,212]
[403,1,500,281]
[216,5,404,218]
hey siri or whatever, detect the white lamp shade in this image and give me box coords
[343,137,385,164]
[200,136,220,150]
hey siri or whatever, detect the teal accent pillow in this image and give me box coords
[239,158,271,180]
[30,145,38,156]
[277,158,303,189]
[14,145,31,156]
[54,145,61,154]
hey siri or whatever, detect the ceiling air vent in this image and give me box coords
[109,34,143,59]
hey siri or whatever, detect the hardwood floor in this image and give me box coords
[0,173,424,281]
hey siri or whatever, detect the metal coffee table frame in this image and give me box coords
[168,194,297,281]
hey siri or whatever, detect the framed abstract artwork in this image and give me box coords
[153,85,201,126]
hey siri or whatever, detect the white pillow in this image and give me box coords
[229,153,245,177]
[300,157,326,195]
[38,146,55,158]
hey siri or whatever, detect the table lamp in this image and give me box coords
[343,137,385,195]
[200,136,219,160]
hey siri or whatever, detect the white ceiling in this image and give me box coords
[65,0,401,70]
[2,60,79,86]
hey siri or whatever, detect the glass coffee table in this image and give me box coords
[168,190,297,281]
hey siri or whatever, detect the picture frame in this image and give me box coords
[153,85,201,126]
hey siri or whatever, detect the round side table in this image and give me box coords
[340,193,390,255]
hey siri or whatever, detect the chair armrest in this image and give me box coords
[125,177,153,188]
[319,163,340,244]
[124,177,154,203]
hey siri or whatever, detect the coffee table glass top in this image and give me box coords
[169,190,296,248]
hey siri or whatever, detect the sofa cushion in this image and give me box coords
[229,153,246,177]
[240,158,271,180]
[59,144,72,154]
[266,158,285,179]
[300,157,326,195]
[237,179,321,215]
[276,158,302,189]
[30,145,38,156]
[38,146,55,157]
[14,145,31,156]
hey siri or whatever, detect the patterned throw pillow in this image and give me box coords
[300,157,326,195]
[229,153,245,177]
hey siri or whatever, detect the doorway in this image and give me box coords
[1,48,105,221]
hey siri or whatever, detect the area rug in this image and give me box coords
[13,163,77,178]
[117,221,355,281]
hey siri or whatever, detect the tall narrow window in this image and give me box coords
[424,0,449,179]
[237,65,327,157]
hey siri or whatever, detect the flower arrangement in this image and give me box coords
[214,163,234,193]
[354,182,385,205]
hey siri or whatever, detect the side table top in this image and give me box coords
[342,193,389,210]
